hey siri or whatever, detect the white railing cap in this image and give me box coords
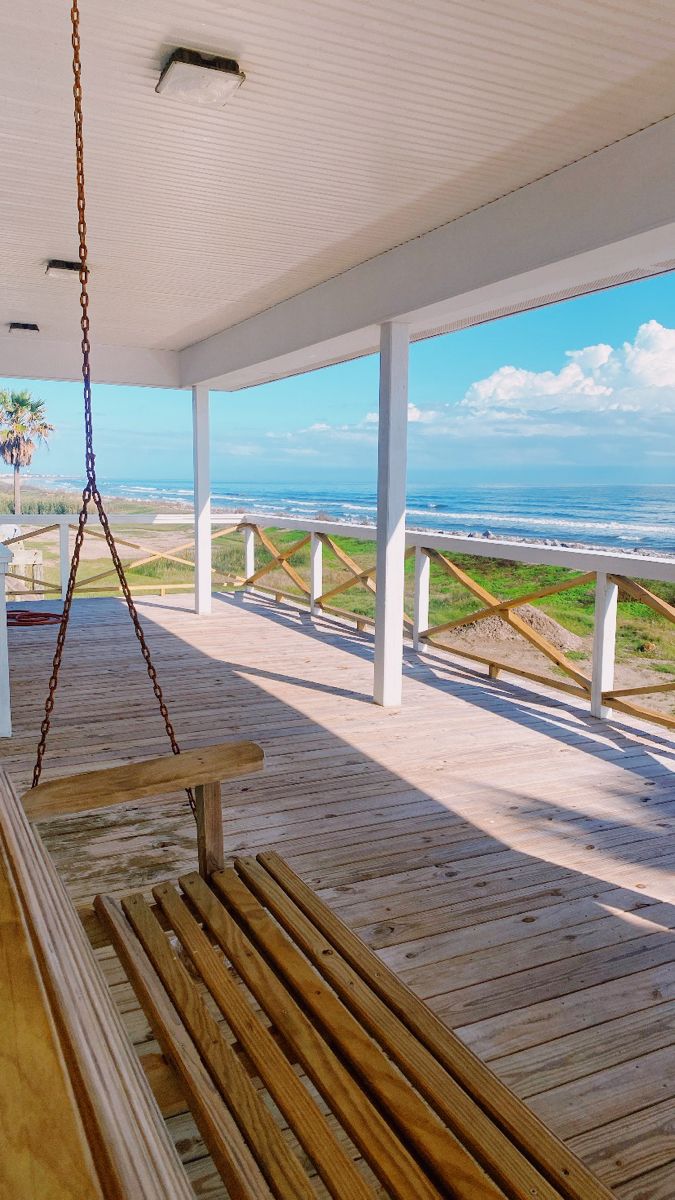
[4,509,675,582]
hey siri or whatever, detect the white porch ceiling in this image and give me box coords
[2,1,675,384]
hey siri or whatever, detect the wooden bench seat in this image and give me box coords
[2,745,616,1199]
[97,852,614,1200]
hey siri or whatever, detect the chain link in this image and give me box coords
[32,0,195,816]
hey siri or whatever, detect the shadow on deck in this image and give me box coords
[4,590,674,1197]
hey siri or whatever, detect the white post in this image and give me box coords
[192,386,211,615]
[243,525,255,585]
[413,544,430,652]
[373,322,409,707]
[310,532,323,615]
[591,570,618,717]
[59,521,70,600]
[0,547,12,736]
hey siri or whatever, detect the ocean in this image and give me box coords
[74,480,675,554]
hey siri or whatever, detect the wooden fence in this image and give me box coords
[3,512,674,734]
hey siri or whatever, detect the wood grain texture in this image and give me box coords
[3,592,674,1195]
[95,892,271,1200]
[181,869,442,1200]
[195,780,224,877]
[119,891,314,1200]
[236,855,565,1200]
[152,880,375,1200]
[214,866,508,1199]
[0,770,193,1200]
[25,740,264,819]
[0,836,103,1200]
[258,850,615,1200]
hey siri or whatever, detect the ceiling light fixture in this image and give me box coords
[45,259,82,279]
[9,322,39,334]
[156,47,245,107]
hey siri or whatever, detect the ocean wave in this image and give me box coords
[404,507,675,537]
[48,478,673,551]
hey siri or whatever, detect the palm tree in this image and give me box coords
[0,391,54,514]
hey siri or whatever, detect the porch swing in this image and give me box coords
[1,6,614,1200]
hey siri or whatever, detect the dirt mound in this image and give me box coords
[450,604,582,652]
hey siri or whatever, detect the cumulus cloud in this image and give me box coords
[408,402,440,423]
[621,320,675,386]
[247,320,675,471]
[463,362,611,413]
[461,320,675,420]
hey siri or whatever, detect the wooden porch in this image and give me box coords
[4,591,674,1198]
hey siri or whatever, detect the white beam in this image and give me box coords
[192,386,211,615]
[0,547,12,737]
[413,547,430,652]
[373,323,409,708]
[310,533,323,616]
[59,523,70,601]
[243,525,255,584]
[0,335,180,388]
[591,571,618,718]
[180,115,675,390]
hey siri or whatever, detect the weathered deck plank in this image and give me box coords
[3,591,674,1197]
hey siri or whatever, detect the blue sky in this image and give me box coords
[2,272,675,489]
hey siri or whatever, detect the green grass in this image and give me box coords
[0,484,160,516]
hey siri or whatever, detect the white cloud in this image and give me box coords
[408,402,440,423]
[461,320,675,421]
[567,343,613,371]
[621,319,675,386]
[231,320,675,468]
[363,403,439,425]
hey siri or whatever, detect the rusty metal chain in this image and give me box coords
[32,0,195,816]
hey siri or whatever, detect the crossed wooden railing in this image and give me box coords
[239,523,414,633]
[237,525,592,695]
[2,515,674,735]
[417,550,593,697]
[2,523,61,597]
[237,525,675,734]
[240,532,592,697]
[1,520,242,598]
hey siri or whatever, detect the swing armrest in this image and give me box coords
[22,741,264,821]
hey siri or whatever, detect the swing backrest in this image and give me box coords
[2,742,263,1200]
[3,742,613,1200]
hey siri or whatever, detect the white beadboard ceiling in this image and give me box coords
[2,0,675,355]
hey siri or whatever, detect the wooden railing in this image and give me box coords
[417,551,594,698]
[1,516,241,599]
[232,518,675,733]
[3,512,674,734]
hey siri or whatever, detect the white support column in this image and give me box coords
[591,570,618,717]
[0,546,12,736]
[59,521,70,600]
[310,532,323,615]
[413,545,430,652]
[373,322,409,707]
[192,385,212,615]
[243,525,255,585]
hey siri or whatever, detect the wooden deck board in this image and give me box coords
[3,591,675,1197]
